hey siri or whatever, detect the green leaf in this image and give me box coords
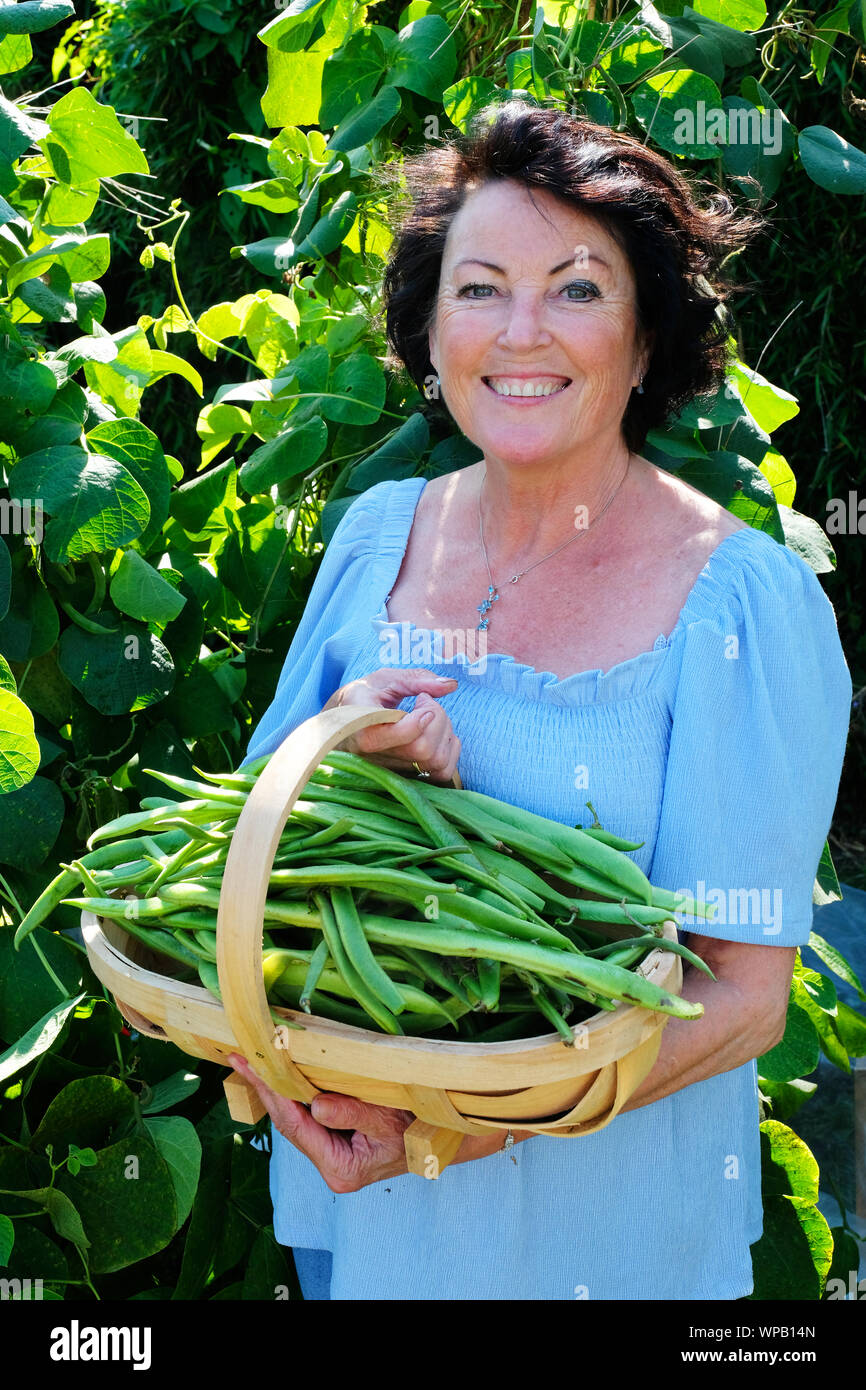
[757,1000,820,1082]
[0,775,65,870]
[0,992,84,1086]
[777,505,835,574]
[42,86,148,183]
[0,569,59,662]
[835,1000,866,1055]
[0,92,48,164]
[749,1121,833,1300]
[600,36,666,85]
[140,1069,201,1115]
[161,664,233,738]
[54,1131,178,1272]
[0,32,32,75]
[675,450,783,538]
[632,68,724,158]
[239,415,328,493]
[386,16,457,100]
[681,5,755,61]
[110,551,187,626]
[260,0,359,127]
[7,448,151,563]
[0,538,9,621]
[797,125,866,195]
[0,1213,13,1266]
[691,0,767,28]
[242,1226,296,1299]
[143,1116,202,1229]
[31,1075,137,1155]
[146,350,204,397]
[720,97,794,198]
[323,351,386,424]
[347,413,429,491]
[806,932,866,1002]
[6,233,111,296]
[293,189,358,264]
[196,403,252,467]
[442,75,501,133]
[0,1,75,35]
[813,839,842,907]
[329,84,401,152]
[759,1118,819,1201]
[59,622,175,716]
[6,1187,89,1249]
[320,27,389,128]
[758,1076,817,1121]
[85,418,172,555]
[171,457,238,532]
[0,687,40,792]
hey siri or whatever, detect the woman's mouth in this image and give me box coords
[482,377,571,403]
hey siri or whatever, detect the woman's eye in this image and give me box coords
[562,281,599,301]
[458,283,496,298]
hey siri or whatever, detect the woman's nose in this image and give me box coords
[496,294,553,351]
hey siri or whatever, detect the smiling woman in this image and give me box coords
[234,101,852,1301]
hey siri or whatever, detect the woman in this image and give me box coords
[228,102,851,1300]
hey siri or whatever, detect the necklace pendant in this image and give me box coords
[477,583,499,630]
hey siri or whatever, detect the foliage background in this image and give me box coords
[0,0,864,1300]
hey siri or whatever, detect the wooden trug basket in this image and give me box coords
[81,705,681,1179]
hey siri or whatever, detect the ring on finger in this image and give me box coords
[411,760,431,778]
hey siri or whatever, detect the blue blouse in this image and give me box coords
[241,475,852,1301]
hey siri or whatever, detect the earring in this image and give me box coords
[636,377,645,395]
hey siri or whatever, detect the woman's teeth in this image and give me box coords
[484,379,569,397]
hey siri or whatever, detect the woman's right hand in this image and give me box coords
[322,668,460,783]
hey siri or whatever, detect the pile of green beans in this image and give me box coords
[17,750,717,1043]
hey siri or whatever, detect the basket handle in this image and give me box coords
[217,704,462,1116]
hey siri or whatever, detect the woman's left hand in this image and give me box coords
[228,1054,529,1192]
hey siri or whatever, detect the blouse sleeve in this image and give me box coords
[648,536,852,947]
[238,482,390,768]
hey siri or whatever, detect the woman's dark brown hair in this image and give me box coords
[375,100,764,453]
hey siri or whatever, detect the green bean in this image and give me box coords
[330,885,406,1015]
[86,802,228,848]
[13,830,191,948]
[106,912,201,970]
[530,981,578,1045]
[476,956,501,1012]
[197,958,221,997]
[321,751,489,873]
[173,929,217,962]
[300,939,332,1011]
[424,785,653,904]
[313,891,403,1035]
[286,816,357,852]
[300,781,420,825]
[389,946,476,1007]
[417,784,575,871]
[142,768,249,806]
[162,910,220,931]
[584,934,716,979]
[432,855,549,920]
[292,797,435,847]
[559,900,675,928]
[356,910,705,1020]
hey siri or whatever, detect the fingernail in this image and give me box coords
[419,710,435,727]
[435,675,455,683]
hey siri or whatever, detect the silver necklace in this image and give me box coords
[476,458,631,631]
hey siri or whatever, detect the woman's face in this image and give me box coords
[428,179,650,471]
